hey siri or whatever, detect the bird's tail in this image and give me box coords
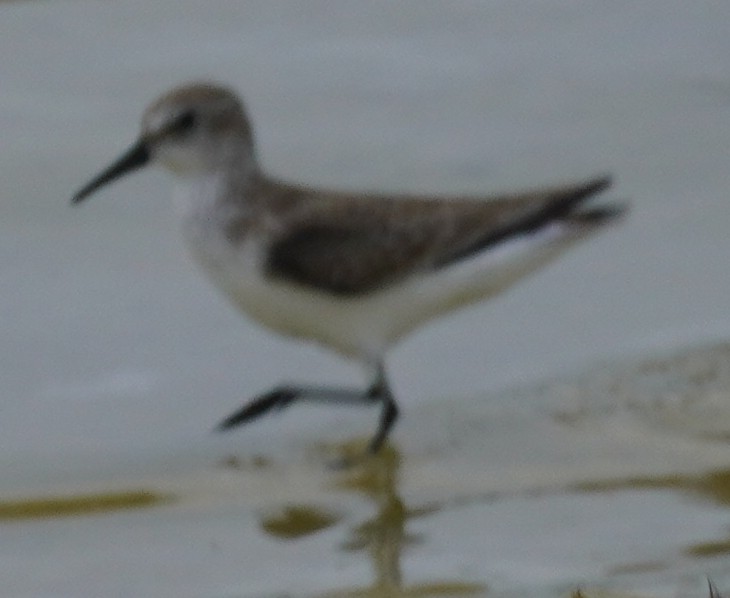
[569,201,629,230]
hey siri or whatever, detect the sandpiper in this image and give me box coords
[72,82,626,456]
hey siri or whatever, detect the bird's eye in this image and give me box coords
[174,110,197,134]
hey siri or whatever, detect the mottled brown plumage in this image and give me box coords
[262,175,614,294]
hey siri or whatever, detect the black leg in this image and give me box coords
[364,364,399,455]
[215,362,400,457]
[214,384,374,432]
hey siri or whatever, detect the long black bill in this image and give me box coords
[71,139,150,204]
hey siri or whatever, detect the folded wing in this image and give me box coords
[265,175,620,296]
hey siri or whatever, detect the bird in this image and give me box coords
[71,81,626,458]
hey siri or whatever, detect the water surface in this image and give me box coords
[2,1,730,596]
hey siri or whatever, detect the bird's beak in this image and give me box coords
[71,138,150,204]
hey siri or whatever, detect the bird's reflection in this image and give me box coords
[254,439,485,596]
[324,440,485,597]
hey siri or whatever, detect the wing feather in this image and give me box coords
[265,175,615,295]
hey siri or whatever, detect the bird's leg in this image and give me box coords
[214,384,373,432]
[363,361,399,455]
[215,361,399,457]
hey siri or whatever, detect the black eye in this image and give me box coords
[174,110,197,133]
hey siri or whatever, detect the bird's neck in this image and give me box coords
[172,165,265,277]
[171,158,261,221]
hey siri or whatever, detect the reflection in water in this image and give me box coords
[0,489,171,520]
[324,441,486,597]
[261,504,342,539]
[255,440,485,596]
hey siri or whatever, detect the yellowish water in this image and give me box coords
[0,490,171,520]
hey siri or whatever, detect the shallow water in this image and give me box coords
[3,1,730,596]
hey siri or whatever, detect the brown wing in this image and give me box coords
[265,175,614,296]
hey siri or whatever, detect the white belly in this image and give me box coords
[181,208,584,362]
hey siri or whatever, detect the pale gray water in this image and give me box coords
[2,1,730,596]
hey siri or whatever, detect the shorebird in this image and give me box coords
[72,82,626,457]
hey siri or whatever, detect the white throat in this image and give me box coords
[170,168,256,271]
[172,171,228,221]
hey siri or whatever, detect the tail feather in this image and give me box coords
[438,174,620,267]
[570,202,629,227]
[515,173,614,227]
